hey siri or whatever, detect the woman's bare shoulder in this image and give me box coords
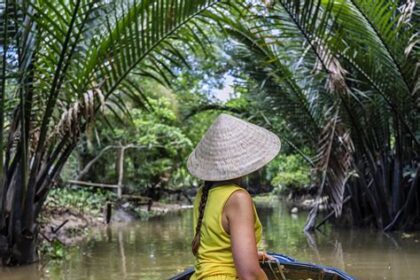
[225,188,253,212]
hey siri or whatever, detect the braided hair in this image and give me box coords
[191,181,212,256]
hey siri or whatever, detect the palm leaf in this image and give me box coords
[314,109,354,216]
[0,1,224,261]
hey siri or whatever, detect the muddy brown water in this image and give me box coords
[1,200,420,280]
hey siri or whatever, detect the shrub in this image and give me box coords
[268,154,311,192]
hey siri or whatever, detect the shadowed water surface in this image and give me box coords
[1,200,420,279]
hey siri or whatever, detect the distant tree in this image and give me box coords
[75,97,193,195]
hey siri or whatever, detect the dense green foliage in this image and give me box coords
[0,0,418,266]
[0,0,225,265]
[269,155,311,192]
[79,96,193,189]
[46,188,115,216]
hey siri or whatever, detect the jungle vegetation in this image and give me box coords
[0,0,418,266]
[213,0,419,232]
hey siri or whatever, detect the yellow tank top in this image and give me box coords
[190,184,263,280]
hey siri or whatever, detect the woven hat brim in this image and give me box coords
[187,115,281,181]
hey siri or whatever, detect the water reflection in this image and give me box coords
[257,201,420,280]
[1,200,420,279]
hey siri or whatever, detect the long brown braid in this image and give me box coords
[191,181,212,256]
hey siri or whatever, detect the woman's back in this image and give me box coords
[191,184,262,280]
[186,114,280,280]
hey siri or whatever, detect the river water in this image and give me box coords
[2,199,420,280]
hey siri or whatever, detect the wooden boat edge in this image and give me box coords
[167,253,357,280]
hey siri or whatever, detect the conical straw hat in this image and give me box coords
[187,114,281,181]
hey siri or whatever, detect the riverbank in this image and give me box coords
[38,188,320,252]
[38,187,192,250]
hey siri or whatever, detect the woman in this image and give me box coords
[187,114,281,280]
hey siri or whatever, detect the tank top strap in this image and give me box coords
[209,184,244,208]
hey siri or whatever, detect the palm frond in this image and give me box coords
[0,1,225,262]
[314,109,354,216]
